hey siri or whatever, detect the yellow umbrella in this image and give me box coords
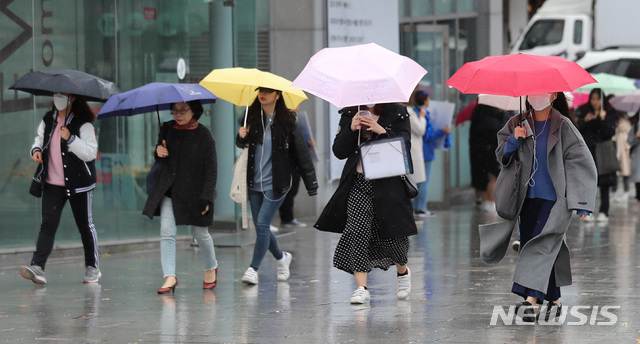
[199,67,307,109]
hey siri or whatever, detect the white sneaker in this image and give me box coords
[277,252,293,281]
[241,267,258,285]
[584,214,595,222]
[350,286,370,304]
[20,265,47,284]
[482,201,497,213]
[270,225,279,232]
[596,213,608,223]
[83,266,102,283]
[511,240,521,252]
[396,267,411,300]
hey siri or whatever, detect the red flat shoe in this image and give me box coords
[203,268,218,290]
[158,277,178,294]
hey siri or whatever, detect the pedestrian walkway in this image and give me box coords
[1,204,639,343]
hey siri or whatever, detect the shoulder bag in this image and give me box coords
[494,157,522,221]
[594,140,621,176]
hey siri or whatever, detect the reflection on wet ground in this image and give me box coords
[1,203,639,343]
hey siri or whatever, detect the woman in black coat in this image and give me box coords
[314,103,418,304]
[575,88,618,222]
[143,100,218,294]
[236,87,318,285]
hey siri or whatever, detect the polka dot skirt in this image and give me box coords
[333,173,410,274]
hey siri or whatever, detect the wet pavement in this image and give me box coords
[1,201,639,343]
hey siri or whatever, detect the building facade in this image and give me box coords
[0,0,522,250]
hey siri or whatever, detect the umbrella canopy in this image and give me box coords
[454,99,477,127]
[570,92,590,109]
[610,92,640,113]
[446,54,596,97]
[291,43,427,108]
[9,69,120,102]
[97,82,217,119]
[199,67,307,109]
[478,94,527,111]
[575,73,638,94]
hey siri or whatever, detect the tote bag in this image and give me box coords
[594,140,620,176]
[494,158,522,221]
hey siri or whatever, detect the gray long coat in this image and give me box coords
[479,109,597,293]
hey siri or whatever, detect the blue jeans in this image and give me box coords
[248,189,286,270]
[413,160,434,212]
[160,197,217,277]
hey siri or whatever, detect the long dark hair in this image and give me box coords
[245,93,295,144]
[50,95,95,122]
[586,88,613,112]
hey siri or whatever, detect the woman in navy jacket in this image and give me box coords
[236,87,318,285]
[20,93,101,285]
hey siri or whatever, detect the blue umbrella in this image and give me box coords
[97,82,217,126]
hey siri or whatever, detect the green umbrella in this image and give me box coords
[576,72,637,93]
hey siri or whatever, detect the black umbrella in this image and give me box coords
[9,69,120,102]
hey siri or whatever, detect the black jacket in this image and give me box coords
[314,104,418,240]
[236,112,318,197]
[30,110,97,197]
[576,106,618,186]
[143,121,217,227]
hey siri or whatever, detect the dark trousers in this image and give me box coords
[512,197,561,303]
[599,185,610,216]
[278,170,301,223]
[31,184,99,270]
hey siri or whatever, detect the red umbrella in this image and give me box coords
[454,99,477,127]
[446,54,596,97]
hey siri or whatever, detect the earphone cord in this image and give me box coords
[259,107,290,202]
[526,107,552,187]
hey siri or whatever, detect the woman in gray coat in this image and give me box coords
[143,100,218,294]
[487,92,597,322]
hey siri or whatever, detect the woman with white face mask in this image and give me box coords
[488,92,597,323]
[20,92,101,285]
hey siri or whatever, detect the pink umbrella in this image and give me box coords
[610,92,640,113]
[571,92,590,109]
[291,43,427,108]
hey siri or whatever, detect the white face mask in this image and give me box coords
[527,93,553,111]
[53,93,70,111]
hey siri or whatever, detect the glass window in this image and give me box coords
[457,0,476,13]
[573,20,583,44]
[435,0,455,15]
[586,60,618,74]
[399,0,411,18]
[621,59,640,79]
[412,0,433,16]
[518,19,565,50]
[0,0,254,248]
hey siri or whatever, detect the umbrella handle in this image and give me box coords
[156,105,161,129]
[243,104,249,127]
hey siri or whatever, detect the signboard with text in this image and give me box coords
[326,0,399,181]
